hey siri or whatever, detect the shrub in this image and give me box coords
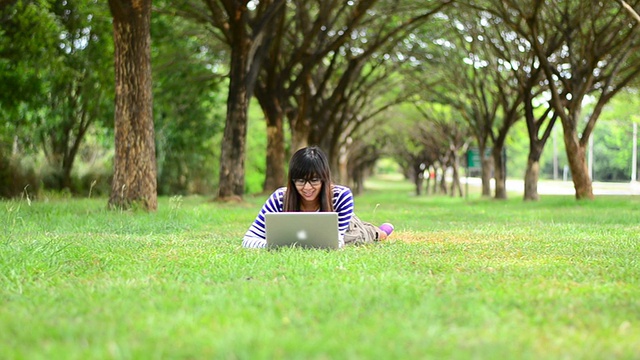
[0,155,40,199]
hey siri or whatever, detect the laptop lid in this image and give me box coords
[265,212,340,249]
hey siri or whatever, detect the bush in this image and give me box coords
[75,167,113,198]
[0,155,40,199]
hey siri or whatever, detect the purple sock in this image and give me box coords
[379,223,394,236]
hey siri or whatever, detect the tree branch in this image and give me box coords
[620,0,640,23]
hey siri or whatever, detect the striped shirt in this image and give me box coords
[242,185,354,248]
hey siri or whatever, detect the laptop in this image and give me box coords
[265,212,340,249]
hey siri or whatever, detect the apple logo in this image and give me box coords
[296,230,308,241]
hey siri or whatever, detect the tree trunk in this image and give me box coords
[61,156,74,192]
[493,146,507,199]
[263,114,285,192]
[563,131,594,200]
[480,155,492,197]
[351,161,372,196]
[291,122,310,152]
[338,145,349,187]
[415,175,423,196]
[414,163,424,196]
[327,150,341,184]
[107,0,157,211]
[217,36,250,199]
[439,168,448,195]
[523,157,540,201]
[450,154,463,198]
[218,79,248,198]
[522,92,557,202]
[523,140,545,201]
[61,114,90,192]
[352,167,363,195]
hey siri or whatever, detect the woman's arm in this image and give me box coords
[332,185,354,248]
[242,188,285,248]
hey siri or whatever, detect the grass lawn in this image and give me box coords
[1,177,639,359]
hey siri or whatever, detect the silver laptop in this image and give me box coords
[265,212,340,249]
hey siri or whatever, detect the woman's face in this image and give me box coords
[293,177,322,203]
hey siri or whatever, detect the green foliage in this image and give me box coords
[0,1,58,106]
[0,0,115,193]
[2,0,639,201]
[1,177,639,358]
[503,121,529,178]
[1,0,234,197]
[0,156,39,198]
[593,90,640,181]
[0,0,59,151]
[244,100,268,194]
[381,103,426,171]
[376,157,401,174]
[151,10,227,195]
[592,125,634,181]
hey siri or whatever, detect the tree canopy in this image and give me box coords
[2,0,640,202]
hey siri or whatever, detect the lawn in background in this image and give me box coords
[1,177,639,359]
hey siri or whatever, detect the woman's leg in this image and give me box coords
[344,214,392,245]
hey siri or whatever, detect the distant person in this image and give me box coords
[242,146,394,248]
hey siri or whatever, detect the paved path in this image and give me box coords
[463,178,640,196]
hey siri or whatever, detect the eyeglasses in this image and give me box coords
[293,178,322,187]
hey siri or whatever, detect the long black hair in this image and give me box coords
[283,146,335,212]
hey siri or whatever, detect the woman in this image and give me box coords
[242,146,393,248]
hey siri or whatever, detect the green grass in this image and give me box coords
[1,178,639,359]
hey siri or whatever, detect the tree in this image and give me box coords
[492,0,640,199]
[254,0,451,190]
[300,1,453,180]
[176,0,286,199]
[383,103,465,197]
[455,9,524,199]
[40,0,114,190]
[253,0,394,190]
[388,119,439,196]
[346,139,384,195]
[413,24,498,197]
[413,103,471,197]
[151,7,226,195]
[521,74,557,200]
[107,0,157,210]
[1,0,114,193]
[420,5,530,199]
[485,17,561,201]
[1,0,61,194]
[595,90,640,181]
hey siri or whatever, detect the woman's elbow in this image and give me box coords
[242,237,266,248]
